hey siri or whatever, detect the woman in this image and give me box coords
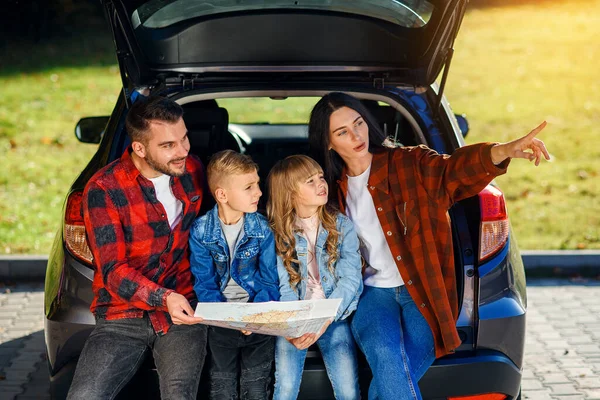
[307,92,548,400]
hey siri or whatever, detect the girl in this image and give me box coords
[307,92,549,400]
[267,155,363,400]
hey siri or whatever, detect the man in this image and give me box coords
[68,96,207,399]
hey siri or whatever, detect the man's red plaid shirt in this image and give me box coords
[83,149,204,335]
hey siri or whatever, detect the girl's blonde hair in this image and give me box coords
[267,155,340,290]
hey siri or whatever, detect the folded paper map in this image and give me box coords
[194,298,342,338]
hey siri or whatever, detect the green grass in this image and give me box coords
[0,33,121,254]
[444,1,600,249]
[1,1,599,254]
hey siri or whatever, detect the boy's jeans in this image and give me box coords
[67,316,207,400]
[274,320,359,400]
[208,327,275,400]
[351,285,435,400]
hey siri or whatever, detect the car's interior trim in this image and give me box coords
[153,65,405,73]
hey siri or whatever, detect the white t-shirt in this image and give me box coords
[219,216,250,303]
[149,174,182,229]
[345,164,404,288]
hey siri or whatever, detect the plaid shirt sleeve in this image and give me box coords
[409,142,510,207]
[84,180,173,311]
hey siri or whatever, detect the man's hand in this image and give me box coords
[166,292,204,325]
[491,121,550,166]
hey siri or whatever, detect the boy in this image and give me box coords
[189,150,279,400]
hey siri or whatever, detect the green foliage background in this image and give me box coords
[0,1,598,254]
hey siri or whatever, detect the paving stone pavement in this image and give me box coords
[0,282,48,400]
[0,279,599,400]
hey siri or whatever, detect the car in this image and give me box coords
[44,0,526,399]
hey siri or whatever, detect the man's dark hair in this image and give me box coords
[125,96,184,144]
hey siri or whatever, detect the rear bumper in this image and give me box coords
[47,251,522,400]
[420,350,521,399]
[45,318,93,400]
[298,350,521,400]
[47,355,77,400]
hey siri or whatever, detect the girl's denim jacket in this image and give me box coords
[189,204,280,303]
[277,213,363,321]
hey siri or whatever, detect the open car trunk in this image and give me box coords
[101,0,467,88]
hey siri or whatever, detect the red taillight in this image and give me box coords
[478,185,509,262]
[448,394,507,400]
[64,191,94,265]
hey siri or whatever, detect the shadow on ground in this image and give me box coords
[0,1,114,78]
[527,277,600,287]
[0,330,49,399]
[0,29,116,78]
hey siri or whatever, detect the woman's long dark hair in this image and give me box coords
[308,92,388,201]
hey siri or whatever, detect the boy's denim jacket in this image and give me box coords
[277,213,363,321]
[189,204,280,303]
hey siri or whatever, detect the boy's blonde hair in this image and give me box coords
[266,155,339,290]
[206,150,259,195]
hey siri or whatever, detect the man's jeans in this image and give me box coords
[208,327,275,400]
[67,316,207,400]
[274,320,359,400]
[351,285,435,400]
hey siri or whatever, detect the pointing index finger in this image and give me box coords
[526,121,547,139]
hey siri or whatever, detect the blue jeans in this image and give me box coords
[351,285,435,400]
[67,316,207,400]
[274,320,359,400]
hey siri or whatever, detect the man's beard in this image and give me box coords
[145,153,187,177]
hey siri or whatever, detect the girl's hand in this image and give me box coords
[312,318,333,343]
[287,333,316,350]
[286,318,333,350]
[490,121,550,166]
[241,330,252,335]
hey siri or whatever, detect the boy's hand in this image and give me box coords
[166,292,204,325]
[241,330,252,335]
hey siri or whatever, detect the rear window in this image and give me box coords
[132,0,434,29]
[211,96,419,147]
[217,97,319,124]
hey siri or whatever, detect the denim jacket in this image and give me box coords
[277,213,363,321]
[189,204,280,303]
